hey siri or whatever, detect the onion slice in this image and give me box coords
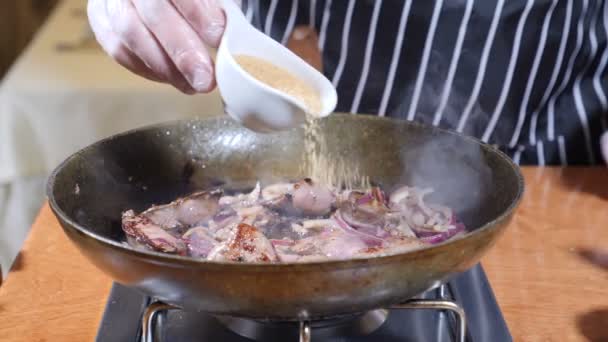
[334,212,385,247]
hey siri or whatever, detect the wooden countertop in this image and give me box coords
[0,167,607,341]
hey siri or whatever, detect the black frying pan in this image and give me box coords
[47,114,523,320]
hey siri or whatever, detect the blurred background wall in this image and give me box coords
[0,0,223,277]
[0,0,58,79]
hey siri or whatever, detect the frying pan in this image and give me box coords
[47,114,523,320]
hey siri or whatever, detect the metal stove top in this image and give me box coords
[96,264,511,342]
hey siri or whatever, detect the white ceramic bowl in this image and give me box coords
[215,0,337,133]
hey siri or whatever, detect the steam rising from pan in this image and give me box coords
[400,134,491,226]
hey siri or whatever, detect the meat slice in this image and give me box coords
[122,210,186,254]
[274,229,368,262]
[207,223,278,262]
[183,227,218,258]
[142,190,222,228]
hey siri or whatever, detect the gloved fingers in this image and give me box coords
[170,0,225,48]
[88,0,165,83]
[132,0,216,93]
[111,44,167,83]
[104,0,196,94]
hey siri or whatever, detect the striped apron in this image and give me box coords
[242,0,608,165]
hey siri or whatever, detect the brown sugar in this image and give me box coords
[234,54,322,115]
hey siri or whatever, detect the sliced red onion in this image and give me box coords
[184,228,217,257]
[340,206,380,231]
[213,207,237,222]
[355,194,374,205]
[339,202,390,239]
[432,204,453,222]
[334,212,385,247]
[411,226,443,238]
[371,187,387,205]
[419,223,465,244]
[450,214,464,226]
[389,186,434,213]
[388,186,411,208]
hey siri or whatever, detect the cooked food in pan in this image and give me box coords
[122,179,465,263]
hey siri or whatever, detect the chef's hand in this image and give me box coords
[87,0,225,94]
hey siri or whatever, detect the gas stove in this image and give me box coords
[96,264,510,342]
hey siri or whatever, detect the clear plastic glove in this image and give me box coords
[87,0,225,94]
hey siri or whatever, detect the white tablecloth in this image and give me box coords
[0,0,224,276]
[0,0,224,184]
[0,177,45,277]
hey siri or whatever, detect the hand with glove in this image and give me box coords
[87,0,225,94]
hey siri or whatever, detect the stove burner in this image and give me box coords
[216,309,389,341]
[141,299,465,342]
[96,264,512,342]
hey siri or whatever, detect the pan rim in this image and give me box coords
[46,113,525,270]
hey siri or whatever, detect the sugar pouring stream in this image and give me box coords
[215,0,337,133]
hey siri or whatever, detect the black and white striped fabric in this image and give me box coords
[242,0,608,166]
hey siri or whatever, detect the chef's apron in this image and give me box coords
[242,0,608,165]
